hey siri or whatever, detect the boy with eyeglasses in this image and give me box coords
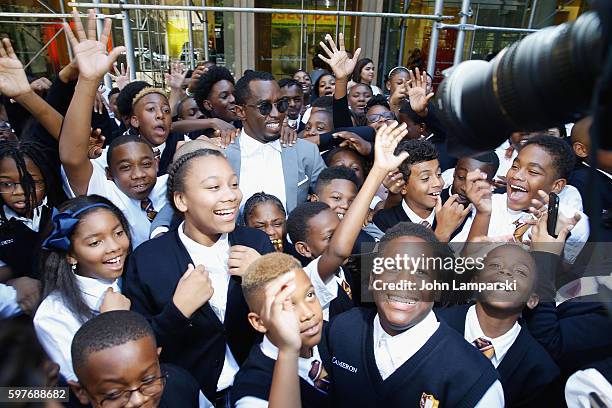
[69,310,204,408]
[230,70,326,214]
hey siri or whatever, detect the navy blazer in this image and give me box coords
[436,305,561,408]
[124,226,274,400]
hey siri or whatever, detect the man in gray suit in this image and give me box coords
[149,71,325,237]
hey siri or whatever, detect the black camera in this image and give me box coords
[436,10,606,157]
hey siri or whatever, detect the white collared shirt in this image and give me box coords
[177,222,239,392]
[235,336,324,408]
[401,199,435,226]
[464,304,521,368]
[565,367,612,408]
[303,255,346,321]
[33,274,120,381]
[0,197,48,267]
[61,164,168,249]
[238,130,286,212]
[0,283,20,318]
[92,141,172,170]
[373,310,505,407]
[495,140,517,181]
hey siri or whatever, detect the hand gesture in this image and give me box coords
[372,121,409,173]
[188,64,209,93]
[8,276,41,315]
[172,263,214,318]
[280,117,297,147]
[0,38,32,98]
[334,131,372,156]
[434,194,472,241]
[93,85,106,114]
[388,82,408,113]
[407,68,434,115]
[382,170,405,194]
[528,209,579,255]
[464,169,493,214]
[228,245,261,277]
[259,271,301,353]
[110,62,131,90]
[63,10,125,81]
[30,77,52,95]
[317,33,362,81]
[87,128,105,159]
[165,61,187,90]
[99,288,131,312]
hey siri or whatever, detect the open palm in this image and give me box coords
[64,10,125,81]
[0,38,31,98]
[407,68,434,114]
[318,33,361,80]
[374,122,409,172]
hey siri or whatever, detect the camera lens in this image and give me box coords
[436,11,604,157]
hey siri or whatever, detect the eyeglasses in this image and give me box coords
[244,99,289,116]
[0,180,45,194]
[99,374,167,407]
[366,112,396,123]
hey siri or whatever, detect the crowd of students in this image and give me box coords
[0,9,610,408]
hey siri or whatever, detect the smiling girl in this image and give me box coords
[34,195,132,382]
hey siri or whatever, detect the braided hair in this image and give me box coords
[243,192,286,225]
[166,148,224,212]
[0,140,66,221]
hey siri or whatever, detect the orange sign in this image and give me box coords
[272,13,341,26]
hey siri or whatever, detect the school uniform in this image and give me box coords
[436,304,560,407]
[0,283,21,318]
[372,199,436,233]
[33,275,121,382]
[0,198,52,279]
[324,307,504,407]
[160,364,205,408]
[124,224,274,402]
[62,164,167,249]
[565,357,612,408]
[231,335,331,408]
[303,256,354,321]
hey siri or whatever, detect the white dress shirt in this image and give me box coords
[235,336,324,408]
[238,130,286,212]
[495,140,517,181]
[0,197,47,267]
[0,283,21,318]
[565,367,612,408]
[402,199,436,226]
[33,274,120,381]
[303,255,347,321]
[373,310,505,407]
[61,164,168,249]
[464,304,521,368]
[177,222,239,392]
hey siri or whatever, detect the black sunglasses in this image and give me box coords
[366,112,396,123]
[244,99,289,116]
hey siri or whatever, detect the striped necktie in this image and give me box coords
[308,359,331,394]
[420,220,432,229]
[473,337,495,359]
[140,198,157,222]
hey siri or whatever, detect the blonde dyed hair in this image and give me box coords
[242,253,303,300]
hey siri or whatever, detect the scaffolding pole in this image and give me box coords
[187,6,195,69]
[202,0,209,62]
[453,0,471,66]
[0,12,123,19]
[427,0,444,78]
[68,2,454,21]
[119,0,136,80]
[440,23,539,33]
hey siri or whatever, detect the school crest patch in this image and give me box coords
[420,392,439,408]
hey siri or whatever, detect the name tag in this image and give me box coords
[332,356,358,373]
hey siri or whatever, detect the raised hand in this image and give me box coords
[0,38,32,98]
[372,121,409,172]
[407,68,434,115]
[259,271,301,353]
[334,131,372,156]
[63,10,125,81]
[110,62,131,90]
[382,170,405,194]
[317,33,362,81]
[228,245,261,277]
[528,209,579,255]
[165,61,187,90]
[465,169,493,214]
[87,128,105,159]
[434,194,472,241]
[188,64,208,93]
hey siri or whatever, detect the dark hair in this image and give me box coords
[176,96,198,120]
[349,83,373,98]
[106,134,153,166]
[366,94,390,111]
[192,66,235,115]
[310,95,333,110]
[287,202,330,244]
[234,71,276,106]
[470,151,500,179]
[0,316,53,387]
[116,81,150,118]
[243,192,286,225]
[315,166,360,195]
[351,58,374,84]
[312,72,334,98]
[293,69,311,81]
[108,87,121,98]
[71,310,154,376]
[166,148,225,212]
[308,109,333,126]
[325,146,367,174]
[399,101,427,125]
[386,66,409,83]
[0,139,66,220]
[278,78,302,92]
[522,135,575,179]
[40,195,131,324]
[394,138,438,180]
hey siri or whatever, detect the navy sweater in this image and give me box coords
[324,307,499,408]
[436,304,561,408]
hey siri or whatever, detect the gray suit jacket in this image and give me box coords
[224,137,326,213]
[149,137,326,236]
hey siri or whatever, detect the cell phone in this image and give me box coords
[547,192,560,238]
[588,392,608,408]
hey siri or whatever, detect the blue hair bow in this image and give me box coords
[42,203,112,251]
